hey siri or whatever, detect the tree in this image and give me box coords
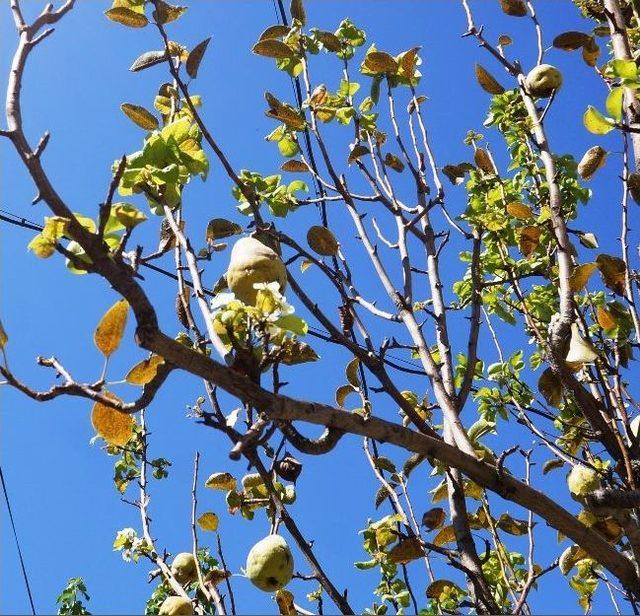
[2,0,640,613]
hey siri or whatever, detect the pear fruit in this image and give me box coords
[226,237,287,305]
[170,552,197,585]
[567,464,601,496]
[525,64,562,98]
[577,146,607,181]
[159,596,194,615]
[245,534,294,592]
[565,323,598,368]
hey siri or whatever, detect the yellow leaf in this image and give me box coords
[0,319,7,349]
[427,579,459,600]
[91,394,134,447]
[506,202,533,220]
[104,6,149,27]
[205,472,236,491]
[94,299,129,358]
[569,263,597,292]
[125,355,165,386]
[197,512,219,532]
[596,306,617,331]
[121,103,158,131]
[27,233,56,258]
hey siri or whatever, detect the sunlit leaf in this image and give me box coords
[205,472,236,491]
[125,355,165,385]
[121,103,158,130]
[105,7,148,27]
[197,512,219,532]
[94,299,129,358]
[569,263,597,292]
[91,394,134,447]
[583,106,614,135]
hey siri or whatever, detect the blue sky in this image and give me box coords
[0,1,632,614]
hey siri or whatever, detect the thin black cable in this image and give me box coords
[0,465,36,615]
[0,206,425,372]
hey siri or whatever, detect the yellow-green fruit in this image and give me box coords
[567,464,601,496]
[159,596,194,615]
[226,237,287,305]
[245,534,294,592]
[170,552,197,585]
[525,64,562,98]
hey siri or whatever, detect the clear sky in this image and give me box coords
[0,1,631,614]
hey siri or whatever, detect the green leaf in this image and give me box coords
[583,106,614,135]
[274,314,308,335]
[113,203,147,229]
[611,59,638,79]
[605,87,624,122]
[121,103,158,130]
[105,7,148,28]
[186,37,211,79]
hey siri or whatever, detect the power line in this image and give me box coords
[0,205,425,374]
[0,465,36,615]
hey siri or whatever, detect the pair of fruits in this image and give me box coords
[158,536,294,613]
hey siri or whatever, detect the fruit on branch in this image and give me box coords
[567,464,601,496]
[170,552,197,585]
[564,323,598,368]
[525,64,563,98]
[158,596,194,615]
[577,145,607,180]
[245,534,294,592]
[226,237,287,305]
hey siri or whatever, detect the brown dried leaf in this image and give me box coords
[186,37,211,79]
[518,226,541,257]
[475,64,505,95]
[553,31,591,51]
